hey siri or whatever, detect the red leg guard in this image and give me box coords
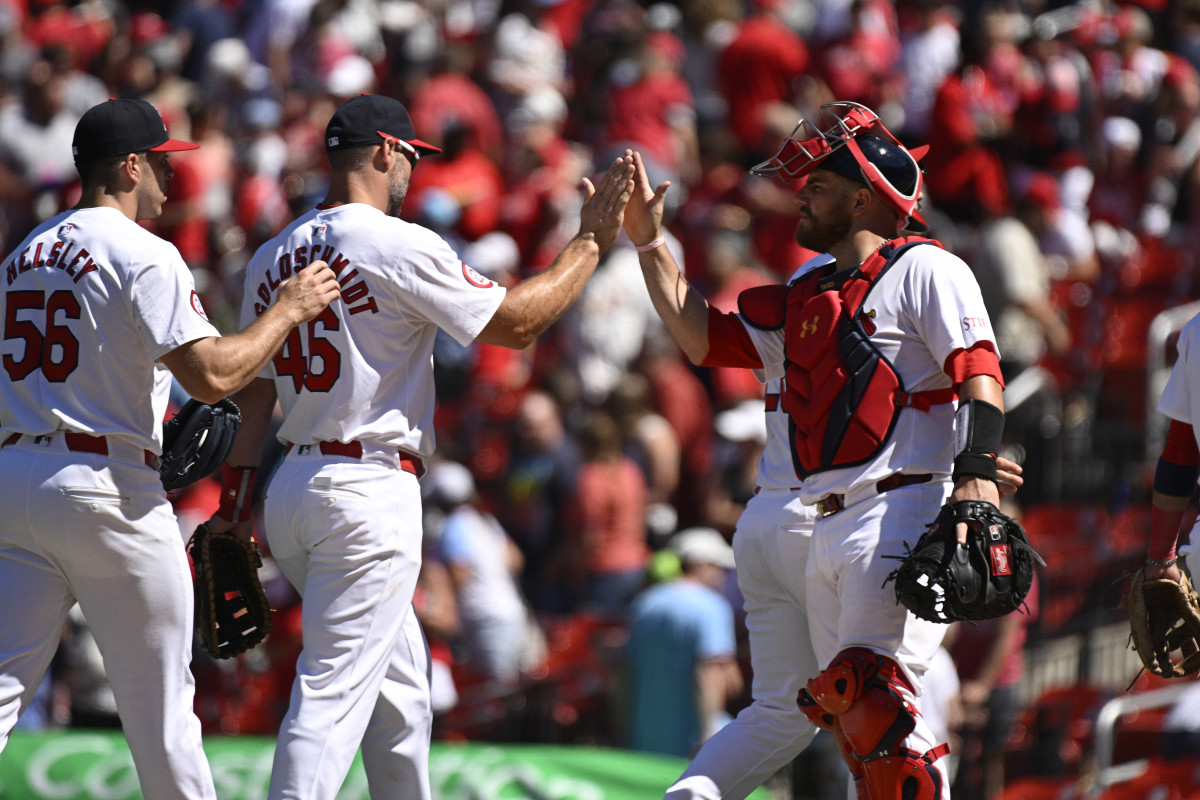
[807,650,949,800]
[832,725,868,799]
[858,747,945,800]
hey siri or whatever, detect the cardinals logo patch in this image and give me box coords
[190,290,210,321]
[462,262,494,288]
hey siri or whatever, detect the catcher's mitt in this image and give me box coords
[160,398,241,492]
[885,499,1045,623]
[188,523,272,659]
[1127,568,1200,677]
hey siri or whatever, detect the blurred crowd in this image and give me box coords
[7,0,1200,795]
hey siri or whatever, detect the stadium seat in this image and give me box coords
[1093,756,1200,799]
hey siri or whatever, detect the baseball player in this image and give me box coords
[1142,309,1200,588]
[664,274,1024,799]
[0,98,341,799]
[207,94,633,800]
[623,99,1006,800]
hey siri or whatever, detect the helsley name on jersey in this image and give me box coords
[5,239,101,285]
[253,244,377,317]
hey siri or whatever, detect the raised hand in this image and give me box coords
[623,150,672,248]
[578,154,635,251]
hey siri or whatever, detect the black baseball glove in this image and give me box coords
[160,398,241,491]
[885,500,1045,623]
[188,523,272,659]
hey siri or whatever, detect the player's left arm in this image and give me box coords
[949,373,1005,543]
[204,377,278,539]
[1146,418,1199,582]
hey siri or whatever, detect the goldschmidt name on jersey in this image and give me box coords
[251,243,378,317]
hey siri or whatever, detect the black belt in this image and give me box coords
[286,440,425,476]
[815,473,933,517]
[3,431,159,469]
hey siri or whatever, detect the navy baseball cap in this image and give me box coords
[72,98,199,163]
[325,94,442,157]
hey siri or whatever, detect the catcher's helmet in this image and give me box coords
[751,102,929,231]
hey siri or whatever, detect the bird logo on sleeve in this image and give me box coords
[461,262,494,289]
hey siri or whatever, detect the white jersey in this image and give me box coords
[751,254,835,492]
[1157,310,1200,440]
[741,244,998,504]
[241,204,506,458]
[1157,310,1200,560]
[0,206,219,452]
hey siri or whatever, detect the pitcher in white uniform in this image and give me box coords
[207,94,633,800]
[0,98,341,799]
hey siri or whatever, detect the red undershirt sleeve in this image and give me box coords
[943,342,1005,389]
[701,306,765,369]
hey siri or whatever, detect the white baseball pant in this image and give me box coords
[806,479,953,799]
[263,451,431,800]
[0,436,216,800]
[665,487,821,800]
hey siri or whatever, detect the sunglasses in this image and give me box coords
[378,131,419,167]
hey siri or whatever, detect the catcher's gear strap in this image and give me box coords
[217,464,258,523]
[953,399,1003,482]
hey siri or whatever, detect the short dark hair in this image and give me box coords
[327,144,376,172]
[75,151,146,188]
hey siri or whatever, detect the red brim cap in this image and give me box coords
[150,138,200,152]
[406,138,442,156]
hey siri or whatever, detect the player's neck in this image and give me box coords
[323,172,387,213]
[75,186,139,221]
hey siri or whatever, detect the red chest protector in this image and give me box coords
[738,237,956,478]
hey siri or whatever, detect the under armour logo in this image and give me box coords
[798,316,820,337]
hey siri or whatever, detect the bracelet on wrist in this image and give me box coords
[636,236,666,253]
[1146,555,1179,568]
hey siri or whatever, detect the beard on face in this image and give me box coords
[386,161,410,218]
[794,203,853,253]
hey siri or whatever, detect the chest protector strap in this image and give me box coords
[782,237,955,477]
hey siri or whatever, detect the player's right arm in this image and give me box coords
[160,261,341,403]
[622,150,713,364]
[476,155,633,349]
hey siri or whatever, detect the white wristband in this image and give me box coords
[636,237,666,253]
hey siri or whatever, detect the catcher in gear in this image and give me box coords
[623,100,1009,800]
[886,499,1044,623]
[160,398,242,491]
[188,522,272,659]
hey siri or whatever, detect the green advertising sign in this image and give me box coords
[0,732,774,800]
